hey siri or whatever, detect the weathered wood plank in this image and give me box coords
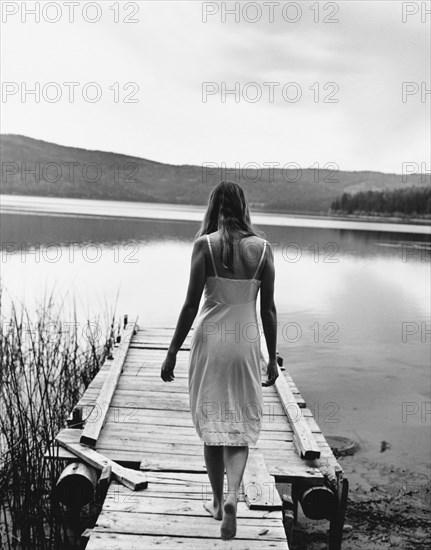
[79,385,303,405]
[46,441,323,482]
[86,533,288,550]
[80,318,138,447]
[55,429,147,491]
[140,453,323,483]
[44,444,76,460]
[261,343,320,459]
[99,409,322,434]
[97,422,321,440]
[88,370,301,393]
[78,387,306,409]
[242,452,283,510]
[72,403,319,428]
[92,425,330,450]
[103,492,280,519]
[81,431,334,455]
[92,510,287,540]
[46,440,322,482]
[131,348,190,351]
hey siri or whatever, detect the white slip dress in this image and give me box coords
[188,234,267,446]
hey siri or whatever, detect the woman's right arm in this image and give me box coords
[259,242,279,386]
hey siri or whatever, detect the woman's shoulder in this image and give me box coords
[200,231,268,247]
[192,235,210,254]
[242,234,268,246]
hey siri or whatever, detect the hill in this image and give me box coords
[1,134,429,215]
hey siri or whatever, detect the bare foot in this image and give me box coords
[220,493,237,540]
[203,499,223,520]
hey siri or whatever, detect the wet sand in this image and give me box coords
[287,454,430,550]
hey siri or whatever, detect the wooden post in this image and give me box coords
[115,315,121,344]
[281,487,295,547]
[95,465,112,505]
[291,483,300,524]
[67,406,84,429]
[276,351,285,370]
[328,476,349,550]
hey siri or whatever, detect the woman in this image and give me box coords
[161,181,278,540]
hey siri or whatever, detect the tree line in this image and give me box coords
[331,186,431,217]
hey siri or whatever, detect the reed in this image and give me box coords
[0,284,116,549]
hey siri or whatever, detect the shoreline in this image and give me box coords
[1,194,430,235]
[288,453,430,549]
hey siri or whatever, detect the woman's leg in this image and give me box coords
[203,443,224,520]
[221,445,249,540]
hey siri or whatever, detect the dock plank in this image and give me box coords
[93,510,286,539]
[80,319,138,447]
[86,479,288,550]
[55,431,147,491]
[77,387,306,409]
[242,452,283,510]
[87,533,288,549]
[102,495,283,517]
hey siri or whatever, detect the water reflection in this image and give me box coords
[0,211,429,471]
[1,212,429,259]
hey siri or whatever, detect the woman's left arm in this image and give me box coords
[161,238,206,382]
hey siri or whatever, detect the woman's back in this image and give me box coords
[205,231,267,281]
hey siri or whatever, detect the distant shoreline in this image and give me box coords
[1,193,429,226]
[253,209,430,226]
[0,194,431,235]
[1,194,430,235]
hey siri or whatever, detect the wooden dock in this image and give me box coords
[47,319,348,549]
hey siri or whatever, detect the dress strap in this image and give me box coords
[253,240,267,279]
[206,235,218,278]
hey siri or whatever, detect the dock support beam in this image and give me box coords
[328,476,349,550]
[281,488,295,547]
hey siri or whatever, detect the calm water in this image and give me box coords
[0,199,430,473]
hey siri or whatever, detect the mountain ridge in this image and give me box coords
[1,134,429,215]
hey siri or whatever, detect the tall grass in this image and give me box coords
[0,285,116,549]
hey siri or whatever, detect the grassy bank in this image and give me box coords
[0,286,115,549]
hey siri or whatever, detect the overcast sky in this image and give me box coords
[2,0,430,173]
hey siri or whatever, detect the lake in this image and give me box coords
[0,196,430,475]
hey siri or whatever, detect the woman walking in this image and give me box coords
[161,181,278,540]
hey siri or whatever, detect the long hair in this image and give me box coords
[195,181,264,271]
